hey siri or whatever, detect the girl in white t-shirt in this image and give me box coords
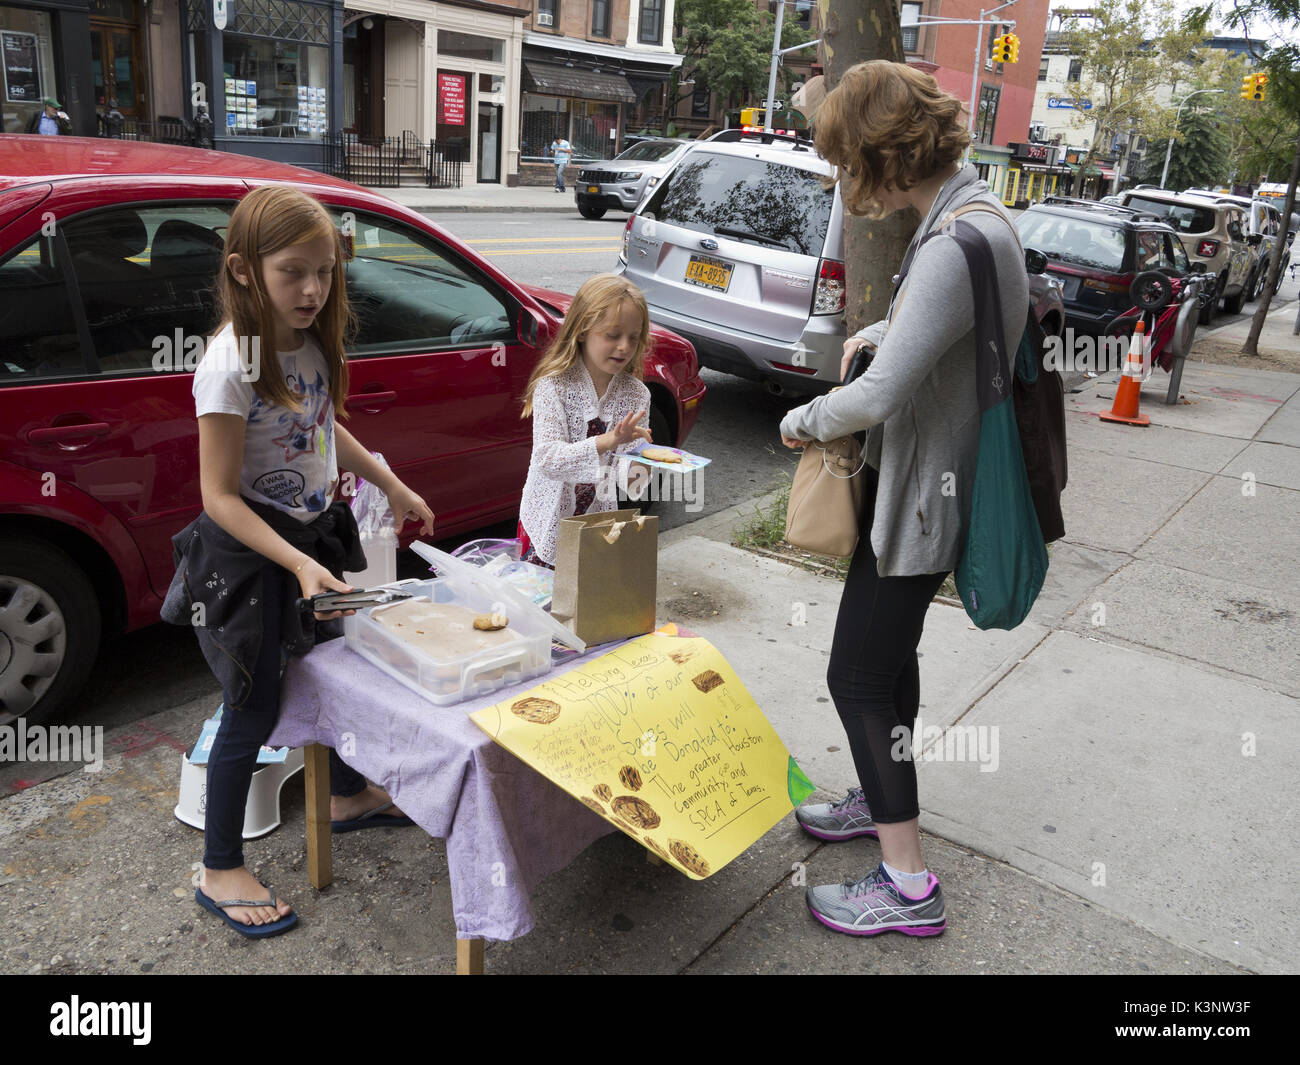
[517,274,654,568]
[187,184,433,937]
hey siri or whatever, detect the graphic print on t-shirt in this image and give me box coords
[247,362,337,515]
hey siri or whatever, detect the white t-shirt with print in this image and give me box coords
[192,324,338,523]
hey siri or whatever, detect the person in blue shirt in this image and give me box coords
[550,136,572,192]
[27,97,70,135]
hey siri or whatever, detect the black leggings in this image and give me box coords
[826,470,948,824]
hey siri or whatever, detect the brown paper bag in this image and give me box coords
[552,509,658,646]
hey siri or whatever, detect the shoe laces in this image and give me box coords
[830,786,866,813]
[842,865,892,900]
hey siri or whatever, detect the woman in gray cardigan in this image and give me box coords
[779,60,1027,938]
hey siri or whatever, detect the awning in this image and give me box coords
[523,61,637,104]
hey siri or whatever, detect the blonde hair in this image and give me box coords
[215,184,355,415]
[815,60,971,218]
[521,274,650,417]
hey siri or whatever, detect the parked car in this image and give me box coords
[0,135,706,725]
[575,137,695,220]
[617,128,1062,396]
[1183,189,1290,299]
[1015,197,1195,335]
[1116,189,1253,321]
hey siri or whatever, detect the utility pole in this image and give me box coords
[764,1,821,133]
[1243,125,1300,356]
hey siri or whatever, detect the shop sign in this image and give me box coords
[439,73,465,125]
[213,0,228,31]
[2,31,40,103]
[1048,96,1092,110]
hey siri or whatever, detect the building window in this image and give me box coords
[228,0,330,46]
[975,84,1000,145]
[591,0,610,38]
[521,94,617,161]
[639,0,663,43]
[536,0,558,29]
[902,2,922,53]
[438,31,504,63]
[222,35,330,137]
[691,87,711,118]
[1068,58,1082,82]
[1039,56,1049,82]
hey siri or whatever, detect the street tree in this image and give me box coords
[1139,107,1232,188]
[815,0,915,338]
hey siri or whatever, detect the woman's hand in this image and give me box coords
[296,557,354,621]
[387,482,435,536]
[597,409,653,454]
[781,436,810,450]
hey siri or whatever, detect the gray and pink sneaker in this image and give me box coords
[795,786,879,841]
[806,863,946,937]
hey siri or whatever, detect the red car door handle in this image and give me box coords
[27,422,111,445]
[345,390,397,412]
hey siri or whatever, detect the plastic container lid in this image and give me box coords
[410,541,586,653]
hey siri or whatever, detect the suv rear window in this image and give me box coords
[1124,197,1217,234]
[642,151,833,256]
[1016,212,1128,271]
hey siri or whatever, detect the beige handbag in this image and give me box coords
[784,431,869,558]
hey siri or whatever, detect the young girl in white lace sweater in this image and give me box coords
[517,274,654,568]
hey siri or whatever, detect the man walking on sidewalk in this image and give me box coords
[550,136,572,193]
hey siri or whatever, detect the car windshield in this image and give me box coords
[1015,212,1128,271]
[1124,197,1217,234]
[617,141,681,162]
[642,152,833,256]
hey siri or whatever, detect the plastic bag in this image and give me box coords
[450,538,554,607]
[350,453,396,540]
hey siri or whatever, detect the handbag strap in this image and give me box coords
[815,440,868,479]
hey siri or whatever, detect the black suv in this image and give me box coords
[1015,197,1192,336]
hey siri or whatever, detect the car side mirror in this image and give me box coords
[518,305,549,348]
[1246,232,1262,246]
[1024,248,1048,275]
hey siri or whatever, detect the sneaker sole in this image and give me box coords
[807,904,946,938]
[797,822,880,842]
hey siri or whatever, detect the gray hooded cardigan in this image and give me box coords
[779,166,1028,577]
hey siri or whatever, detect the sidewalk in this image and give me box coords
[1193,288,1299,361]
[1,359,1295,974]
[361,182,580,214]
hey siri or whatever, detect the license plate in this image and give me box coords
[684,254,733,292]
[587,185,599,194]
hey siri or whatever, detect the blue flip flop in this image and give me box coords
[195,884,298,938]
[331,800,415,833]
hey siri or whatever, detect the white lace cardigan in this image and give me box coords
[518,361,652,565]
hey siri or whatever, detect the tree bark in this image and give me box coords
[1242,126,1300,356]
[819,0,918,338]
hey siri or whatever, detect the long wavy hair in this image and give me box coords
[214,184,354,415]
[815,60,971,219]
[521,274,650,418]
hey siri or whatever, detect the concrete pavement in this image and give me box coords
[364,182,582,214]
[1,353,1295,974]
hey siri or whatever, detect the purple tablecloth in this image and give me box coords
[267,638,619,941]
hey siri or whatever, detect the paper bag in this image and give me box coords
[551,509,657,646]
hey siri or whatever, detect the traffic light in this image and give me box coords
[991,32,1021,63]
[1241,73,1255,99]
[1008,33,1020,63]
[1252,72,1267,100]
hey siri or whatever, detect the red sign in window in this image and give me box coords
[439,74,465,125]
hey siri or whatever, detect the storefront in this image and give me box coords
[517,31,680,184]
[1003,142,1072,208]
[181,0,341,168]
[970,144,1012,202]
[1061,150,1115,200]
[1,0,94,135]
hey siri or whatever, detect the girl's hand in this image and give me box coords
[296,558,354,621]
[386,483,435,536]
[598,409,653,454]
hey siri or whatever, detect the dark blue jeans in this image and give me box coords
[554,160,566,190]
[203,563,365,870]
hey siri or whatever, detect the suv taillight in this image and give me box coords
[813,258,845,315]
[620,216,634,264]
[1197,239,1219,257]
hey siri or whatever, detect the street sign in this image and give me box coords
[213,0,227,31]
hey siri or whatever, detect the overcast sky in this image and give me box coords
[1049,0,1299,45]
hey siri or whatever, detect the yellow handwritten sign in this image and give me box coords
[471,626,815,879]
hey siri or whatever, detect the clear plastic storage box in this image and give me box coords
[343,543,584,707]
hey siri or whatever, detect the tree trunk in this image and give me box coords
[1242,127,1300,356]
[819,0,917,339]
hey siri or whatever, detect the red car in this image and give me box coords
[0,136,705,725]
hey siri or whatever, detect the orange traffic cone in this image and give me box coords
[1100,319,1150,427]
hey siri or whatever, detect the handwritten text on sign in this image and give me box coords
[472,629,813,879]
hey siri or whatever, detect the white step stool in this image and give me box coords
[174,746,305,840]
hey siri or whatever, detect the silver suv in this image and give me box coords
[575,138,695,220]
[1184,190,1290,299]
[615,130,847,395]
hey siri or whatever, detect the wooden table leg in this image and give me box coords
[304,743,333,889]
[645,851,665,866]
[456,938,485,975]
